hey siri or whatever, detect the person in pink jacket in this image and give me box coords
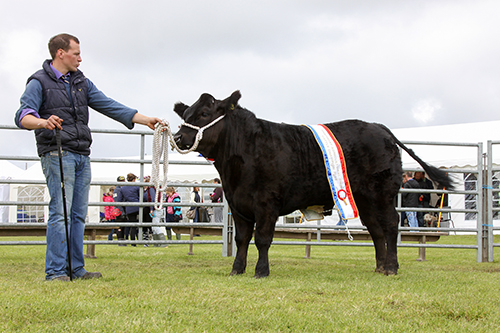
[103,187,118,240]
[103,187,116,221]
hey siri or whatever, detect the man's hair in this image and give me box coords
[214,178,221,184]
[405,171,413,178]
[126,173,137,182]
[48,33,79,59]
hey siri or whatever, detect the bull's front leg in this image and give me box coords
[254,216,278,278]
[230,218,254,276]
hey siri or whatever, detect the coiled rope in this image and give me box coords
[151,116,225,210]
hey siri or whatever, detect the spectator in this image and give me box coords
[210,178,224,223]
[142,176,155,246]
[103,186,116,240]
[116,173,141,246]
[189,187,201,222]
[14,33,163,280]
[165,187,182,241]
[114,176,128,244]
[402,172,420,231]
[400,172,412,227]
[416,171,434,227]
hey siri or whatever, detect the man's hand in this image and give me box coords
[21,114,63,130]
[132,113,165,130]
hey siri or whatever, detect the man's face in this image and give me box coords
[60,40,81,72]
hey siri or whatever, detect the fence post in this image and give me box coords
[476,143,484,263]
[222,200,233,257]
[484,141,494,262]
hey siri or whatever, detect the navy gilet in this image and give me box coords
[28,59,91,156]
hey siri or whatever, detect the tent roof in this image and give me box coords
[392,120,500,169]
[0,160,25,179]
[91,152,219,182]
[10,152,219,183]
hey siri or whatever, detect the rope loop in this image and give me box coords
[150,115,225,210]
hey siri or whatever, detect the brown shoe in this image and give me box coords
[80,272,103,279]
[51,276,70,282]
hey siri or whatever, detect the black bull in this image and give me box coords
[173,91,453,278]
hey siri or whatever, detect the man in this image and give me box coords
[210,178,224,222]
[400,172,411,227]
[15,33,163,281]
[416,171,434,227]
[402,172,421,231]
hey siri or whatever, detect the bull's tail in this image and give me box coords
[378,124,455,190]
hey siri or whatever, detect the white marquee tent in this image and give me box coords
[3,120,500,229]
[1,152,220,223]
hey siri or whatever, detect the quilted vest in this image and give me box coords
[29,60,92,156]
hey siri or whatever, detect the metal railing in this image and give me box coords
[0,125,233,256]
[0,124,494,262]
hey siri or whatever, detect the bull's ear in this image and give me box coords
[221,90,241,113]
[174,102,189,118]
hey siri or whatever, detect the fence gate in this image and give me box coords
[486,140,500,261]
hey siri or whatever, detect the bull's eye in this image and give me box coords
[201,112,209,117]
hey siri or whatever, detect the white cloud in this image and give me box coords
[412,99,442,124]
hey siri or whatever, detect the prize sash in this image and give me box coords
[303,124,359,220]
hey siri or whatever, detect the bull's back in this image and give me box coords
[324,120,402,200]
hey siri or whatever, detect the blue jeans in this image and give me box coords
[406,211,418,231]
[41,150,91,280]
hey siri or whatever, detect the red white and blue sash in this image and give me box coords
[304,124,359,220]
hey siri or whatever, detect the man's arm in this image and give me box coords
[87,79,163,130]
[15,79,46,129]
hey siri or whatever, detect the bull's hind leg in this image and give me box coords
[363,205,399,275]
[364,221,388,274]
[230,217,254,276]
[380,206,399,275]
[357,201,388,273]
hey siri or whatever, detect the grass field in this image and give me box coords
[1,235,500,332]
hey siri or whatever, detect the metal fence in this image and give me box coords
[0,124,497,263]
[487,140,500,260]
[0,125,234,256]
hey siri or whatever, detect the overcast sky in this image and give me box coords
[1,0,500,159]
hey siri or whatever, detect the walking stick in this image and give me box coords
[55,128,72,281]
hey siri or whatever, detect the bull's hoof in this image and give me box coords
[229,269,244,276]
[384,269,398,276]
[254,272,269,279]
[375,267,385,274]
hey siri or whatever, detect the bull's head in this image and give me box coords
[173,90,241,157]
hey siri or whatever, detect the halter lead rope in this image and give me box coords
[151,115,225,210]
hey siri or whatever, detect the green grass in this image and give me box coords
[1,235,500,332]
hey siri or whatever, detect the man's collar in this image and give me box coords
[50,62,71,80]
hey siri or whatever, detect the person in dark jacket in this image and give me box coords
[189,187,201,222]
[402,172,421,231]
[113,175,129,242]
[210,178,224,222]
[116,173,141,246]
[14,33,163,281]
[142,176,155,245]
[416,171,434,227]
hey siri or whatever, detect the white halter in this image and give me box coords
[151,115,225,210]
